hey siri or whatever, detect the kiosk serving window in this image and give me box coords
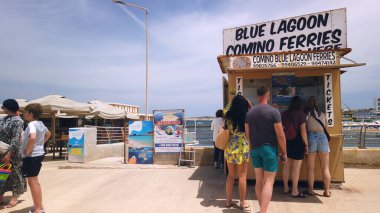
[243,78,271,105]
[295,76,325,111]
[242,75,325,111]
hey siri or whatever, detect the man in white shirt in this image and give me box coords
[211,109,224,168]
[22,104,51,213]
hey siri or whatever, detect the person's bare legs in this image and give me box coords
[260,172,276,213]
[291,160,302,196]
[318,152,331,196]
[254,168,264,207]
[282,159,291,193]
[226,163,236,206]
[28,176,44,213]
[237,162,248,207]
[306,153,316,194]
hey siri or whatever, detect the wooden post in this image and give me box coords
[52,113,56,159]
[123,119,127,164]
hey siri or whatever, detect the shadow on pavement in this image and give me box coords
[188,167,251,212]
[248,181,323,204]
[8,206,34,213]
[0,196,26,211]
[189,166,323,213]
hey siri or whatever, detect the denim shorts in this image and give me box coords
[308,132,329,153]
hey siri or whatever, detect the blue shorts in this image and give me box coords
[250,145,278,172]
[308,132,330,153]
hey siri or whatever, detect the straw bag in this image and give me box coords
[215,128,229,150]
[0,164,12,183]
[0,141,10,155]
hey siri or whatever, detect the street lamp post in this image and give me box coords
[113,0,149,121]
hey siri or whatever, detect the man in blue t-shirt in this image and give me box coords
[245,85,287,213]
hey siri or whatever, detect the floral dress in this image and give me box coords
[224,121,250,165]
[0,115,27,196]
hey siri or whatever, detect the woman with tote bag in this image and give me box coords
[223,95,251,209]
[0,99,27,208]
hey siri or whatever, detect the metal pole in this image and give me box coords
[145,10,149,121]
[112,0,149,121]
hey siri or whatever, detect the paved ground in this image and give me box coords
[1,158,380,213]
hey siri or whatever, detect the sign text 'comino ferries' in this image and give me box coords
[223,8,347,55]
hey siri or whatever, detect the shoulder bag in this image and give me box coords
[311,114,331,142]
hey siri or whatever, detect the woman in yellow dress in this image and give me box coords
[224,95,251,209]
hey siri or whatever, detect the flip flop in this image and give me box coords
[283,189,291,194]
[303,190,316,196]
[240,201,250,209]
[323,191,332,197]
[5,200,19,208]
[226,200,238,208]
[292,192,308,198]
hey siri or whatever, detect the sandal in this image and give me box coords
[240,201,250,209]
[5,200,19,208]
[303,190,316,196]
[323,191,331,197]
[283,189,291,194]
[292,192,308,198]
[226,200,238,208]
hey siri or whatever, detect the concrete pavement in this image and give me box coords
[0,158,379,213]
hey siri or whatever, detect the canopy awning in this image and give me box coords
[28,95,91,115]
[89,100,126,120]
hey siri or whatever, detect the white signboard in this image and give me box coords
[236,77,243,95]
[324,73,334,127]
[230,51,337,69]
[224,8,347,55]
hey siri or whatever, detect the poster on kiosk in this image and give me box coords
[153,110,184,153]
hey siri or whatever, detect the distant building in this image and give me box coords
[375,97,380,116]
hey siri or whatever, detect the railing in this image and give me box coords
[85,125,127,145]
[185,120,380,148]
[343,124,380,148]
[185,120,213,147]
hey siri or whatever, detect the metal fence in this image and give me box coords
[184,120,380,148]
[343,124,380,148]
[185,120,213,147]
[85,126,127,145]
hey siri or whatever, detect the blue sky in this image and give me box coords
[0,0,378,116]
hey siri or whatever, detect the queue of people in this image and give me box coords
[0,99,50,213]
[215,86,331,212]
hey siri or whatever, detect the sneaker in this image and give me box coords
[218,162,224,168]
[214,162,219,168]
[28,208,45,213]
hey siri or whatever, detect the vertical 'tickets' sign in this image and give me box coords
[236,77,243,95]
[324,73,334,127]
